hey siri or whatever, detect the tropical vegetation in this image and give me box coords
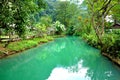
[0,0,120,65]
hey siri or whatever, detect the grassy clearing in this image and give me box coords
[0,35,63,57]
[7,36,54,51]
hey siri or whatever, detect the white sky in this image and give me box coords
[60,0,84,5]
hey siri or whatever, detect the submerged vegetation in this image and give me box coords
[0,0,120,65]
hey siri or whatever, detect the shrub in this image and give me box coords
[82,33,98,47]
[52,21,66,35]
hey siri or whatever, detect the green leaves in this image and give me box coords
[0,0,46,37]
[52,21,66,35]
[55,1,80,27]
[40,16,52,27]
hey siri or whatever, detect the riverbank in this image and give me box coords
[82,37,120,67]
[0,35,64,59]
[102,53,120,67]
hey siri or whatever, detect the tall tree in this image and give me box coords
[0,0,46,36]
[0,0,46,47]
[86,0,119,45]
[55,1,80,31]
[111,2,120,24]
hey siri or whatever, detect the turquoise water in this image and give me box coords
[0,36,120,80]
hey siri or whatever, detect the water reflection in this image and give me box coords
[0,37,120,80]
[47,60,90,80]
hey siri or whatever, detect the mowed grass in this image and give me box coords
[7,36,54,51]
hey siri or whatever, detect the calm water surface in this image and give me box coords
[0,36,120,80]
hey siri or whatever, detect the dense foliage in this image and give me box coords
[0,0,120,59]
[0,0,46,37]
[78,0,120,58]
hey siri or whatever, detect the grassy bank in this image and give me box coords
[0,36,55,58]
[81,33,120,66]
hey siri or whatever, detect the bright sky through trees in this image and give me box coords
[60,0,84,5]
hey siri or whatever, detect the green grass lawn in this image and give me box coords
[7,36,54,51]
[0,35,62,56]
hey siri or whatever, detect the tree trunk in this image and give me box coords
[101,15,105,35]
[91,16,102,45]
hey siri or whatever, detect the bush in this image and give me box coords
[112,29,120,35]
[52,21,66,35]
[82,33,98,47]
[84,32,120,57]
[7,40,38,51]
[66,26,75,35]
[35,23,47,37]
[100,32,120,57]
[101,34,116,52]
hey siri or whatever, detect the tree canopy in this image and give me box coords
[0,0,46,36]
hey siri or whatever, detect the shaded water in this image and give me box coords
[0,36,120,80]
